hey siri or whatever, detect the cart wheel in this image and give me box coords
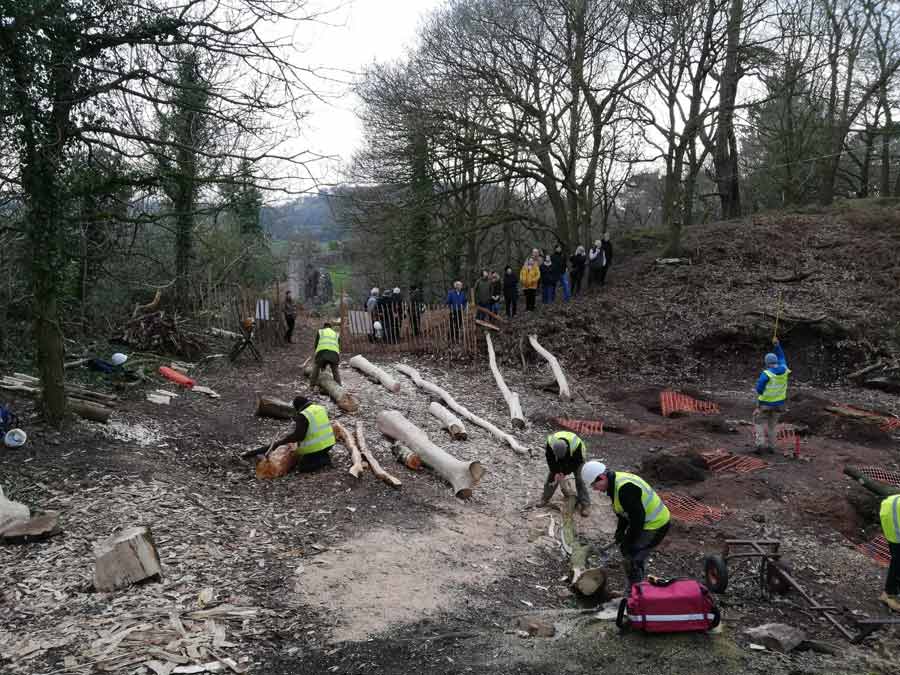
[709,605,721,630]
[765,558,792,595]
[704,555,729,593]
[615,597,629,631]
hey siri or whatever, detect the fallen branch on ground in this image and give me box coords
[395,364,527,455]
[356,422,401,488]
[429,402,468,440]
[348,355,400,393]
[333,421,365,478]
[561,487,607,597]
[528,335,572,401]
[486,333,525,429]
[843,466,900,497]
[376,410,483,498]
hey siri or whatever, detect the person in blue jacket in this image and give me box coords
[446,280,467,342]
[754,338,790,453]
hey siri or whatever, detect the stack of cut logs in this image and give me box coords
[0,372,115,422]
[120,311,206,360]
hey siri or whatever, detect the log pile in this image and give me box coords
[0,372,116,423]
[119,310,206,360]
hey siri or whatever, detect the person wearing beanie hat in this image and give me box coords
[581,461,671,587]
[540,431,591,515]
[754,337,790,453]
[241,396,335,472]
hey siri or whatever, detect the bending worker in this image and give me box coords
[310,321,342,387]
[242,396,336,472]
[540,431,591,516]
[581,461,671,586]
[754,337,790,453]
[880,493,900,612]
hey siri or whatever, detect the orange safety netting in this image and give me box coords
[857,535,891,567]
[850,466,900,488]
[882,417,900,433]
[553,418,604,436]
[659,492,725,525]
[700,448,769,474]
[660,390,720,418]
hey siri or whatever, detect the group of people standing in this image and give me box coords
[505,234,613,316]
[365,285,424,343]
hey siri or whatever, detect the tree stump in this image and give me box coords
[93,526,163,592]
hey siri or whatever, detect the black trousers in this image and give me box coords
[887,542,900,595]
[504,293,517,318]
[284,315,296,342]
[524,289,537,311]
[296,448,332,473]
[571,270,584,296]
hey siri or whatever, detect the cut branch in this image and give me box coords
[485,333,526,428]
[561,490,607,597]
[429,402,468,440]
[844,466,900,497]
[376,410,483,499]
[356,422,401,489]
[333,421,365,478]
[528,335,572,401]
[395,364,528,455]
[348,355,401,393]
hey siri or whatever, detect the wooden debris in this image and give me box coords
[1,374,114,422]
[843,466,900,497]
[395,364,528,455]
[528,335,572,401]
[0,511,61,544]
[303,364,359,413]
[561,490,606,597]
[429,402,468,440]
[254,444,297,479]
[655,257,692,265]
[356,422,401,488]
[0,485,29,531]
[376,410,483,498]
[348,355,400,393]
[93,526,163,592]
[120,307,206,360]
[391,444,422,470]
[254,396,295,420]
[192,385,220,398]
[333,421,365,478]
[485,333,526,428]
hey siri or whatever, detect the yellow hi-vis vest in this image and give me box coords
[613,471,670,530]
[881,494,900,544]
[315,327,340,355]
[759,368,790,404]
[297,404,335,455]
[546,431,586,461]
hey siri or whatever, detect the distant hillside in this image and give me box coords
[262,191,344,241]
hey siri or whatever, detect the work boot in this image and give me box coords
[578,502,591,517]
[880,592,900,612]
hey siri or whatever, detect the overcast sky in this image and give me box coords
[288,0,445,190]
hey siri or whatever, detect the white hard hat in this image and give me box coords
[110,352,128,366]
[373,321,382,330]
[393,287,401,294]
[371,287,380,296]
[4,428,27,448]
[581,461,607,486]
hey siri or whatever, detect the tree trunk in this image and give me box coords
[348,355,400,393]
[303,365,359,413]
[429,402,468,440]
[395,364,528,455]
[485,333,525,428]
[255,395,295,420]
[528,335,572,400]
[713,0,744,218]
[376,410,483,499]
[67,398,112,423]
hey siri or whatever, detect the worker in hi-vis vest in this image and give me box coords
[581,461,671,587]
[754,338,789,453]
[880,494,900,612]
[310,321,342,387]
[540,431,591,516]
[243,396,336,472]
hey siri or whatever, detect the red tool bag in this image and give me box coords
[616,577,720,633]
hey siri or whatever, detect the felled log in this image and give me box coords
[0,511,61,544]
[0,486,29,533]
[356,422,401,488]
[655,257,692,266]
[561,491,607,597]
[429,402,468,440]
[843,466,900,497]
[395,364,528,455]
[209,327,241,340]
[303,365,359,413]
[255,396,295,420]
[348,355,400,393]
[475,319,500,332]
[825,405,888,425]
[528,335,572,401]
[334,421,365,478]
[93,526,163,592]
[4,374,117,406]
[486,333,525,429]
[255,444,297,479]
[68,397,112,423]
[376,410,483,498]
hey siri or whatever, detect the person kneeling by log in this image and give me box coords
[581,461,671,588]
[244,396,336,473]
[879,493,900,612]
[310,322,342,387]
[541,431,591,516]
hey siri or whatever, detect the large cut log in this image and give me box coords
[356,422,401,488]
[485,333,526,429]
[93,526,163,592]
[844,466,900,497]
[376,410,483,498]
[528,335,572,401]
[561,490,607,597]
[303,365,359,413]
[429,402,468,440]
[395,364,528,456]
[68,397,112,423]
[348,355,400,393]
[254,444,297,479]
[255,396,295,420]
[334,421,365,478]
